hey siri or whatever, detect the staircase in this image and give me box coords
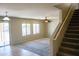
[57,9,79,56]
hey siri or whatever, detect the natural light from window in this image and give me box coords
[26,24,31,35]
[22,23,26,36]
[33,24,40,34]
[22,23,31,36]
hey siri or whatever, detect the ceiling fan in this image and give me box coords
[44,17,51,23]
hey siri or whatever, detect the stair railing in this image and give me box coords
[50,4,75,55]
[53,5,73,40]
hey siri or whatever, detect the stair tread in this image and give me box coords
[69,26,79,27]
[64,37,79,40]
[68,26,79,28]
[61,46,79,52]
[58,52,73,56]
[63,42,79,46]
[59,46,79,56]
[70,22,79,23]
[65,33,79,35]
[68,30,79,31]
[69,25,79,26]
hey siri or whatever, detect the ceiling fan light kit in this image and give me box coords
[45,20,49,22]
[3,11,10,21]
[44,17,51,23]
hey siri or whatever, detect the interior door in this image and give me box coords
[0,22,10,47]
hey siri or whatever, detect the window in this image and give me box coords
[22,23,31,36]
[33,24,40,34]
[22,23,26,36]
[26,24,31,35]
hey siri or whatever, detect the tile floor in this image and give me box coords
[0,46,39,56]
[0,38,50,56]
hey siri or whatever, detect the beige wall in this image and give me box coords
[7,17,47,45]
[47,9,61,38]
[73,3,79,9]
[48,18,59,38]
[55,3,71,21]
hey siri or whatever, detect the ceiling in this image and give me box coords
[0,3,60,20]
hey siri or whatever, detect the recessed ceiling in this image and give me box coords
[0,3,60,20]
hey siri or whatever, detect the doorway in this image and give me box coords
[0,22,10,47]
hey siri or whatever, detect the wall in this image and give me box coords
[8,17,47,45]
[47,9,61,55]
[73,3,79,9]
[48,18,59,37]
[55,3,71,21]
[47,9,61,38]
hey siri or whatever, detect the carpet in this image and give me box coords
[16,38,50,56]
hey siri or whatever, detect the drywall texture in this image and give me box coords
[55,3,71,21]
[8,17,47,45]
[48,18,59,38]
[73,3,79,9]
[47,9,61,38]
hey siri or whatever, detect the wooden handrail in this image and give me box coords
[53,4,73,40]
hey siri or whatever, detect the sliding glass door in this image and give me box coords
[0,22,10,47]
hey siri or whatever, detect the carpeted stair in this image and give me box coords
[57,9,79,56]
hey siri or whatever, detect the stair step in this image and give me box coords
[74,12,79,14]
[68,26,79,28]
[72,15,79,17]
[66,30,79,34]
[63,37,79,43]
[73,12,79,15]
[72,14,79,18]
[67,30,79,31]
[69,23,79,26]
[70,21,79,23]
[69,23,79,25]
[59,46,79,55]
[70,23,79,24]
[61,46,79,52]
[70,19,79,22]
[62,42,79,49]
[73,15,79,16]
[73,10,79,12]
[62,42,79,46]
[65,33,79,38]
[57,52,73,56]
[68,26,79,30]
[64,37,79,40]
[72,13,79,15]
[71,19,79,21]
[69,26,79,27]
[74,10,79,13]
[74,12,79,13]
